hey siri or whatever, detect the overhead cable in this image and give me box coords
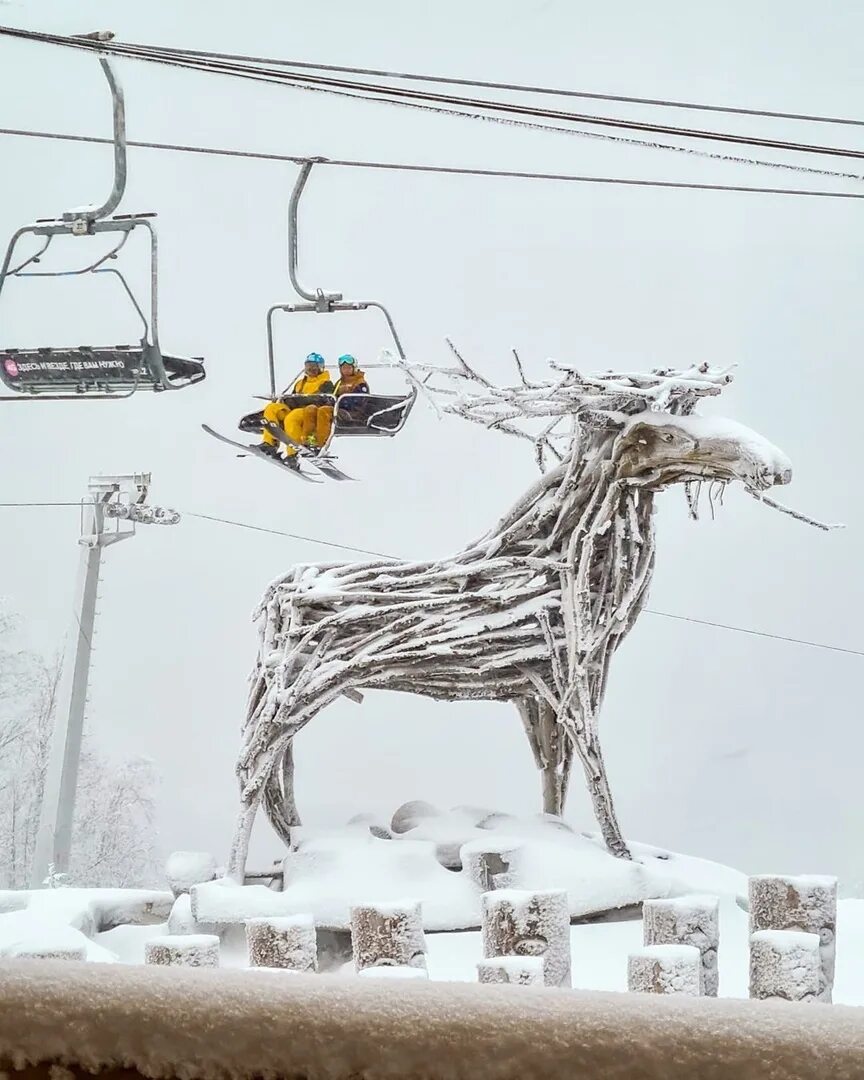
[2,25,864,173]
[2,126,863,200]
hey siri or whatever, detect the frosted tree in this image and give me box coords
[0,618,161,889]
[229,349,833,878]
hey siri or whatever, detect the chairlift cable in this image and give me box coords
[2,26,864,170]
[2,126,863,200]
[117,41,864,131]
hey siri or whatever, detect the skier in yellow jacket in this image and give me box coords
[259,352,335,469]
[315,354,370,442]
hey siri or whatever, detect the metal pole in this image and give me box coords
[30,473,178,888]
[30,495,105,886]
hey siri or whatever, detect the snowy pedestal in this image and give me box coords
[165,851,219,898]
[749,875,837,1002]
[749,930,822,1002]
[145,934,220,968]
[627,944,702,996]
[482,889,570,988]
[13,945,86,961]
[642,894,719,996]
[350,900,427,973]
[358,965,429,980]
[246,915,317,971]
[477,956,544,986]
[462,839,523,892]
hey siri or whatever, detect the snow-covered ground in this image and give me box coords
[2,818,860,1005]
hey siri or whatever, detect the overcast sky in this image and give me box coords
[1,0,862,886]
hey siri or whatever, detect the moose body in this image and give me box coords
[228,361,797,880]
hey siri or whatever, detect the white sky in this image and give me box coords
[0,0,862,883]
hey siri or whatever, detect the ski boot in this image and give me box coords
[254,442,281,459]
[283,454,301,472]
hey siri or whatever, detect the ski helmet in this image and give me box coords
[338,353,357,367]
[305,352,325,367]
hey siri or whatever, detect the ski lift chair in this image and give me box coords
[0,54,205,401]
[243,159,417,453]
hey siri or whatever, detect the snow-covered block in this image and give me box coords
[0,910,117,964]
[643,894,720,996]
[13,944,86,961]
[167,893,220,937]
[627,944,702,996]
[461,838,523,892]
[165,851,219,897]
[482,889,570,988]
[750,930,822,1002]
[23,889,173,936]
[144,934,219,968]
[749,875,837,1002]
[0,892,28,915]
[191,879,297,926]
[351,899,427,972]
[282,836,480,931]
[464,825,657,919]
[357,965,429,980]
[246,915,317,971]
[477,956,544,986]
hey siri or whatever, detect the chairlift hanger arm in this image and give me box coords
[62,56,127,224]
[287,159,342,305]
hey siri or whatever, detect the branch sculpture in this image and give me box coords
[228,346,833,879]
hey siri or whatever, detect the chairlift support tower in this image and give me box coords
[30,474,179,888]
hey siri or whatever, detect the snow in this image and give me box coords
[751,929,819,954]
[625,412,793,481]
[358,965,429,980]
[6,833,864,1009]
[280,835,481,930]
[191,878,301,925]
[0,909,117,963]
[165,850,218,895]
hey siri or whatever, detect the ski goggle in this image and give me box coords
[338,354,357,367]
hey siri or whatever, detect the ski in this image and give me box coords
[201,425,323,483]
[261,421,356,482]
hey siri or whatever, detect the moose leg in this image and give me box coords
[227,788,262,883]
[263,738,300,847]
[516,698,568,817]
[564,720,630,859]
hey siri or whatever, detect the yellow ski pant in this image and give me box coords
[261,401,334,454]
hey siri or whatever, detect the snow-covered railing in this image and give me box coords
[1,961,862,1080]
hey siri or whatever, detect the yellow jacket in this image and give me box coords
[335,369,368,396]
[291,370,334,395]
